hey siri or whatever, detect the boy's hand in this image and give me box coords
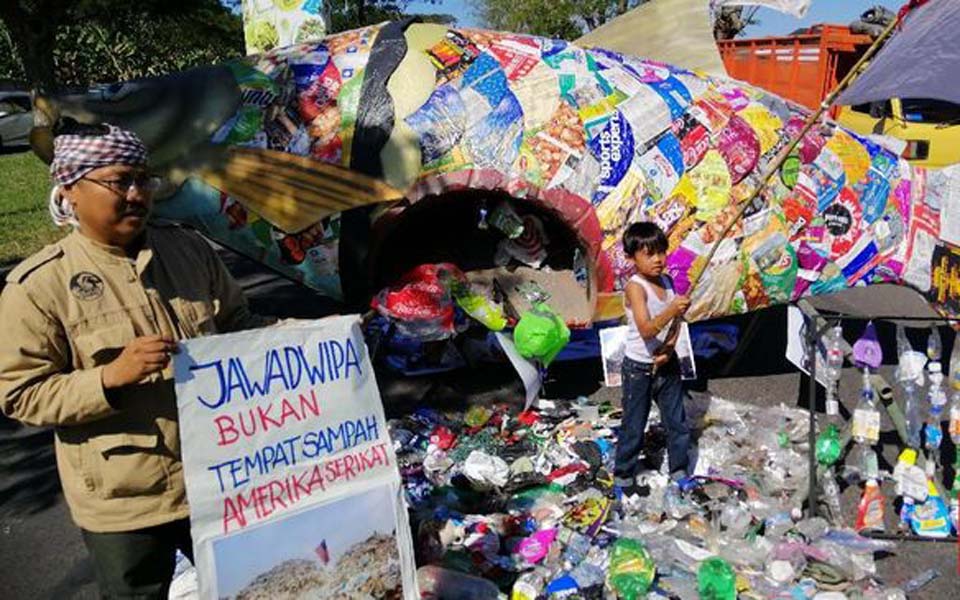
[670,295,691,317]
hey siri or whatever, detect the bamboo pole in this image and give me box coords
[684,15,903,297]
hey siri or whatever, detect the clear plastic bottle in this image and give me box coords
[927,361,947,416]
[821,467,844,526]
[852,370,881,445]
[905,381,922,450]
[511,570,545,600]
[824,324,845,417]
[927,326,942,362]
[949,374,960,446]
[418,565,500,600]
[950,454,960,534]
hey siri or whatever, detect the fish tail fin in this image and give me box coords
[197,147,404,233]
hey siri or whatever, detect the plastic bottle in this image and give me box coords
[697,556,736,600]
[904,380,923,449]
[821,467,844,526]
[908,464,952,538]
[893,448,928,502]
[927,326,942,362]
[855,478,885,532]
[569,561,605,589]
[607,538,656,600]
[824,324,845,417]
[925,361,946,456]
[489,203,524,238]
[949,374,960,446]
[417,565,500,600]
[511,570,545,600]
[815,424,842,466]
[903,568,941,593]
[949,454,960,534]
[852,370,881,445]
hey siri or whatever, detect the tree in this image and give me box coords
[714,7,759,40]
[473,0,757,42]
[326,0,453,33]
[473,0,647,41]
[0,0,243,91]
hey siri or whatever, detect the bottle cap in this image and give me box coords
[929,361,942,374]
[898,448,917,465]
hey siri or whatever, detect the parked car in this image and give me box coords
[0,91,32,150]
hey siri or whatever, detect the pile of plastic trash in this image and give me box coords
[390,393,917,599]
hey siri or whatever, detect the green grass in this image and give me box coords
[0,151,66,267]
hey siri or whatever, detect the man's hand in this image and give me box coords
[653,353,670,368]
[102,336,178,389]
[669,295,691,318]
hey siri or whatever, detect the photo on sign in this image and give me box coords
[213,484,403,599]
[599,325,628,387]
[599,324,698,386]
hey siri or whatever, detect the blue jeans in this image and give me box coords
[614,356,690,485]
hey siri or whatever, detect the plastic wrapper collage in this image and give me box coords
[150,21,960,328]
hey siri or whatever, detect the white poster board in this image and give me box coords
[173,316,416,599]
[599,323,697,387]
[786,305,828,387]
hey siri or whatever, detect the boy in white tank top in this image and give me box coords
[615,222,692,498]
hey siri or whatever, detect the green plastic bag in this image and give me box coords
[815,424,842,467]
[607,538,655,599]
[513,302,570,366]
[697,556,736,600]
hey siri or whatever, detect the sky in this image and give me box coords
[407,0,906,37]
[213,484,399,598]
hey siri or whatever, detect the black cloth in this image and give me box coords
[82,518,193,599]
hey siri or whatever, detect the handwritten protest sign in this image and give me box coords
[173,316,416,599]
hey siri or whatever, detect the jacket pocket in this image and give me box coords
[170,299,217,337]
[74,320,137,368]
[86,432,169,499]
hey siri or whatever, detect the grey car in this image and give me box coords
[0,91,32,150]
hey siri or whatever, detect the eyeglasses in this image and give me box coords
[82,173,162,196]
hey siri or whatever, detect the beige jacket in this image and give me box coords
[0,224,272,532]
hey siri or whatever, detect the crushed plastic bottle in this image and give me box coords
[511,570,545,600]
[607,538,656,600]
[852,370,881,445]
[417,565,500,599]
[697,556,736,600]
[903,568,941,593]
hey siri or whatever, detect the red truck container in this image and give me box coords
[717,25,872,114]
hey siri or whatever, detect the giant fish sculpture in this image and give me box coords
[31,20,960,323]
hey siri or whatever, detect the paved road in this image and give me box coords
[1,249,956,598]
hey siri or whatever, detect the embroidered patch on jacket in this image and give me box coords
[69,272,104,301]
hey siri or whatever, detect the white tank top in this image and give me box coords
[624,274,675,363]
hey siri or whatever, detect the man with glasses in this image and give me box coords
[0,120,273,598]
